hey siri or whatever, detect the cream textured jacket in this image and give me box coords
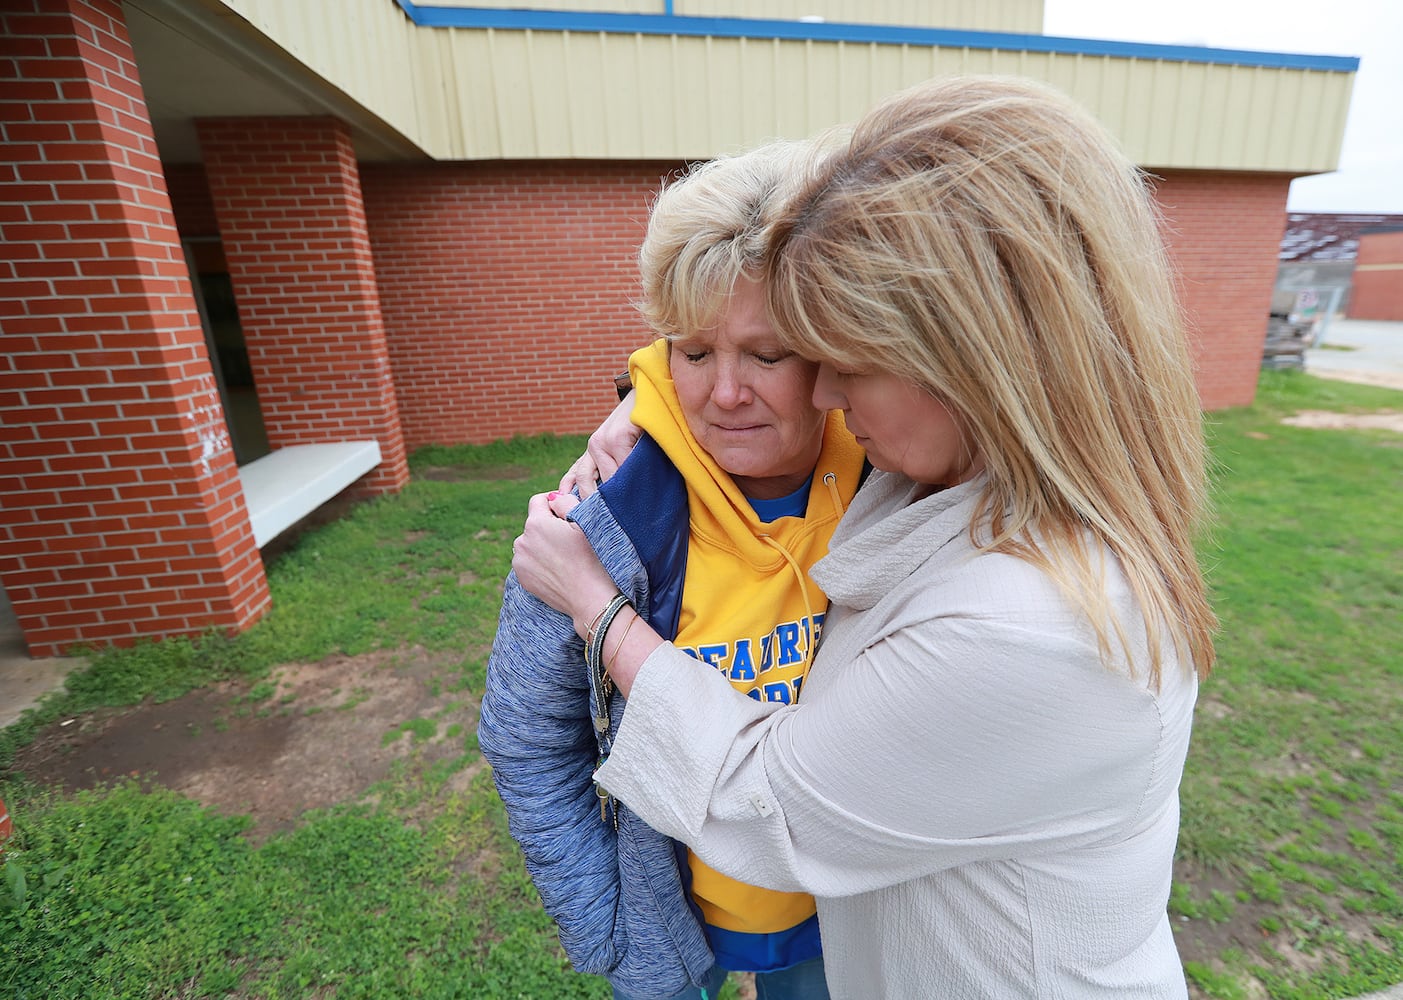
[595,471,1198,999]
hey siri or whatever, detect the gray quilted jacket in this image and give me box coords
[478,436,714,997]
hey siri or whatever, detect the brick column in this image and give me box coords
[0,0,269,656]
[196,117,408,495]
[1153,170,1294,410]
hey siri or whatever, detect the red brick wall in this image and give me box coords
[167,160,1290,451]
[360,161,1284,445]
[197,118,408,494]
[361,161,679,447]
[0,0,269,656]
[1349,231,1403,320]
[1151,170,1293,410]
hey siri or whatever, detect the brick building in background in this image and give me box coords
[1276,213,1403,319]
[1,0,1358,656]
[1350,229,1403,320]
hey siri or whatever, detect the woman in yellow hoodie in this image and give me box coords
[478,140,866,1000]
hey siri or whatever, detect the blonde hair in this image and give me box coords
[768,75,1216,682]
[639,140,813,337]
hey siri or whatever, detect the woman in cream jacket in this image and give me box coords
[513,76,1216,1000]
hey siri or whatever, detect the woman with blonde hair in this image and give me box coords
[514,75,1216,997]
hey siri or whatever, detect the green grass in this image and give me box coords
[1,774,603,999]
[0,434,609,999]
[1177,372,1403,998]
[1,380,1400,998]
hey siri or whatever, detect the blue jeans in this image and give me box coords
[613,956,830,1000]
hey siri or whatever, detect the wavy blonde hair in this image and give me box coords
[638,139,814,337]
[767,75,1216,682]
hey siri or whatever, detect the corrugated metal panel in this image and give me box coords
[210,2,1352,174]
[428,0,655,10]
[1069,60,1356,173]
[422,0,1045,33]
[417,28,1352,172]
[677,1,1044,33]
[216,0,434,153]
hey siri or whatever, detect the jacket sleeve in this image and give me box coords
[477,572,713,996]
[594,606,1192,900]
[477,572,624,973]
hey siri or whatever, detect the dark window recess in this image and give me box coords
[184,240,270,465]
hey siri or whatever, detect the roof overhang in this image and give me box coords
[126,0,1359,175]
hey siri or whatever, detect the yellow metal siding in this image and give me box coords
[428,0,654,11]
[676,0,1044,33]
[1070,60,1355,173]
[418,30,1351,172]
[215,0,434,153]
[424,0,1045,33]
[210,2,1353,175]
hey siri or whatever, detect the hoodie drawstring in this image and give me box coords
[823,470,845,518]
[757,533,819,679]
[754,469,850,678]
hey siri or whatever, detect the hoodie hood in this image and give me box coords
[628,338,865,569]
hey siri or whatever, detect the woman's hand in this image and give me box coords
[559,390,641,498]
[513,492,621,635]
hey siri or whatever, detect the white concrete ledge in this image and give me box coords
[237,440,382,547]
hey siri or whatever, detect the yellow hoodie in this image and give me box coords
[628,339,866,969]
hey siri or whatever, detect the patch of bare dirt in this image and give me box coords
[1172,864,1285,994]
[9,647,476,841]
[1281,409,1403,432]
[1308,369,1403,392]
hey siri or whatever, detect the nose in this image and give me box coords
[710,357,751,408]
[812,363,845,410]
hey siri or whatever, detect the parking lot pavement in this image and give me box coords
[1305,317,1403,390]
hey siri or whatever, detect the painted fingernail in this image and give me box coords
[547,491,559,500]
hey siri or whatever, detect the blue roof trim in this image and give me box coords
[394,2,1358,73]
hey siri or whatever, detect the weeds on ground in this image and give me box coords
[1,773,604,999]
[0,432,752,999]
[0,434,610,998]
[1177,372,1403,997]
